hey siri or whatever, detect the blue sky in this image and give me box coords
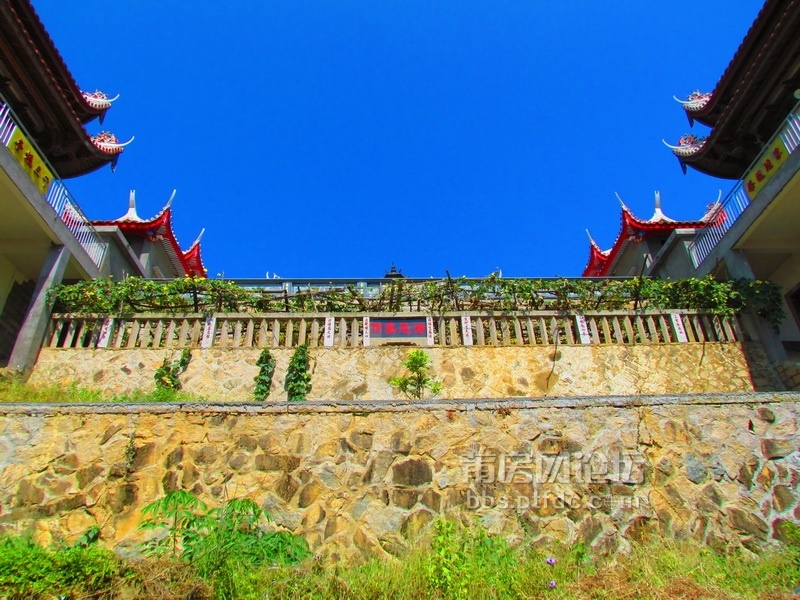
[35,1,758,279]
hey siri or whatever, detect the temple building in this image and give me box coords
[0,0,206,369]
[585,0,800,360]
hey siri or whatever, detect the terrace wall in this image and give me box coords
[28,342,781,401]
[1,395,798,562]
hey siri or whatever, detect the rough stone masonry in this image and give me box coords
[0,393,798,562]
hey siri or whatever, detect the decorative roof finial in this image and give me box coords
[190,228,205,247]
[615,192,630,213]
[118,189,143,222]
[649,191,675,223]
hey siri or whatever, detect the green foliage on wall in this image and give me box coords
[154,348,191,391]
[253,349,276,401]
[50,275,786,329]
[285,345,311,402]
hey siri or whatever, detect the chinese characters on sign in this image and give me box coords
[367,317,431,346]
[461,315,473,346]
[362,317,371,347]
[575,314,591,344]
[201,317,216,348]
[323,317,335,347]
[744,138,789,200]
[8,128,54,195]
[670,313,688,343]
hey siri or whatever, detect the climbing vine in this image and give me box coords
[285,345,311,402]
[253,349,276,401]
[154,348,191,391]
[50,275,785,329]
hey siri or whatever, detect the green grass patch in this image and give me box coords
[2,519,799,599]
[0,372,203,403]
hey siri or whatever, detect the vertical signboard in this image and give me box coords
[324,316,335,347]
[201,316,216,348]
[426,316,435,346]
[670,313,689,343]
[362,317,371,347]
[575,314,592,345]
[461,315,473,346]
[96,318,114,348]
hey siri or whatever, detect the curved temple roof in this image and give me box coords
[92,191,207,278]
[667,0,800,179]
[582,192,719,277]
[0,0,132,177]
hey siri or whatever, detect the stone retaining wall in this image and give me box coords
[29,342,780,401]
[1,394,798,562]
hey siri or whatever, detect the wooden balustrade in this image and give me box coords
[47,310,742,350]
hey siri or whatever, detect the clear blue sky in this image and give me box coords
[34,1,758,279]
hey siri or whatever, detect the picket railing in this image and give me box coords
[47,310,741,350]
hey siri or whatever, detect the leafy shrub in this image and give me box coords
[253,349,276,401]
[390,349,442,400]
[139,491,310,598]
[285,344,311,401]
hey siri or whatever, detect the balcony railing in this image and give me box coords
[47,309,740,350]
[0,97,106,269]
[688,102,800,268]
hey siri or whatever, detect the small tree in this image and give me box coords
[390,349,442,400]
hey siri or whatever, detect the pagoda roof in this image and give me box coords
[92,191,207,278]
[582,192,718,277]
[668,0,800,179]
[0,0,131,177]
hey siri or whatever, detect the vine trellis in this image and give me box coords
[50,275,785,329]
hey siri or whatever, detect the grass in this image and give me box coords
[0,371,202,403]
[1,522,798,599]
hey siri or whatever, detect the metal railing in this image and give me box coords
[688,102,800,267]
[0,96,106,269]
[47,309,741,350]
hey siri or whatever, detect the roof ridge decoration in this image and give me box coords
[91,131,134,154]
[648,191,675,223]
[674,90,712,112]
[118,189,144,222]
[81,90,120,111]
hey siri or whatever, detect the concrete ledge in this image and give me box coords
[2,390,798,415]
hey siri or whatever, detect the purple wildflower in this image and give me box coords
[548,580,557,589]
[546,557,557,566]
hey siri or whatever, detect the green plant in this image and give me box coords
[285,344,311,401]
[390,349,443,400]
[253,348,276,401]
[0,536,120,599]
[139,489,208,558]
[139,491,310,599]
[154,348,192,391]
